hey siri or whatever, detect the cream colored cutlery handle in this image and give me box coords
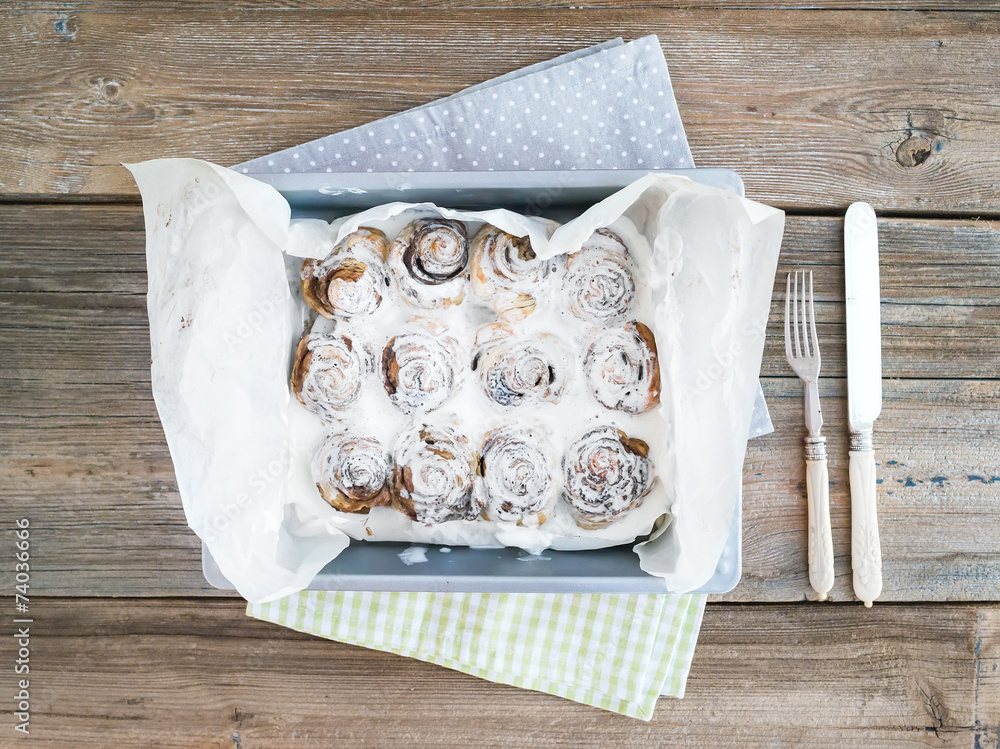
[850,449,882,606]
[805,458,834,600]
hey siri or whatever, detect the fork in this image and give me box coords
[785,270,835,601]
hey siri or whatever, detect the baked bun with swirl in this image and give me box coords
[381,320,462,414]
[477,425,558,525]
[562,427,653,529]
[389,218,469,310]
[301,227,390,319]
[392,424,478,524]
[469,224,563,320]
[313,432,392,513]
[563,228,636,323]
[583,320,661,414]
[291,332,372,419]
[472,323,571,408]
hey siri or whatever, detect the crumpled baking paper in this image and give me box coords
[127,158,783,603]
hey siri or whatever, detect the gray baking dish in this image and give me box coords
[202,168,745,595]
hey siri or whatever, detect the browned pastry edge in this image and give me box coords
[632,321,662,409]
[290,335,312,405]
[301,257,378,319]
[381,337,400,398]
[392,464,419,520]
[300,227,389,319]
[317,481,393,515]
[290,333,357,406]
[618,430,650,460]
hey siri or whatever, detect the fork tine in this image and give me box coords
[800,270,811,358]
[808,270,820,366]
[784,273,793,362]
[792,270,802,358]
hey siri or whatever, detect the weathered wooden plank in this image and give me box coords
[2,378,998,600]
[1,11,998,212]
[3,598,995,746]
[1,207,998,380]
[979,608,1000,747]
[741,377,1000,604]
[8,1,1000,10]
[1,204,999,599]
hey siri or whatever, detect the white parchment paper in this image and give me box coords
[128,158,783,602]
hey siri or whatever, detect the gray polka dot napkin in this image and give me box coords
[236,35,691,175]
[235,34,772,437]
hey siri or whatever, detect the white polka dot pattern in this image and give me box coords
[235,35,691,176]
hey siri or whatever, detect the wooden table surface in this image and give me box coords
[2,2,999,746]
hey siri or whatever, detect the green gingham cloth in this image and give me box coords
[247,591,705,719]
[242,38,721,720]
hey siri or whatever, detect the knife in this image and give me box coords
[845,202,883,607]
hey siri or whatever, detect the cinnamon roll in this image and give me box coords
[477,425,558,525]
[291,332,372,419]
[469,224,563,320]
[583,321,661,414]
[563,229,636,323]
[381,321,462,414]
[392,424,478,524]
[389,218,469,310]
[301,227,390,319]
[313,432,392,513]
[562,427,653,529]
[472,323,571,408]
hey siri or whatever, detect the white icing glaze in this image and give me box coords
[583,321,661,415]
[388,218,469,310]
[563,228,636,323]
[381,319,462,415]
[287,208,670,553]
[473,322,572,408]
[293,333,372,419]
[478,424,559,524]
[301,228,389,318]
[311,432,391,512]
[392,423,478,524]
[562,426,652,528]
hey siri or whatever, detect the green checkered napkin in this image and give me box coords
[248,591,705,719]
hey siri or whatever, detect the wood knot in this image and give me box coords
[93,78,123,104]
[54,12,77,41]
[896,135,934,167]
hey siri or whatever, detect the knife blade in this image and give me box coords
[844,201,883,606]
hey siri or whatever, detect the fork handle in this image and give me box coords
[850,447,883,607]
[805,454,835,601]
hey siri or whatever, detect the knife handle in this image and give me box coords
[849,447,882,606]
[805,456,835,601]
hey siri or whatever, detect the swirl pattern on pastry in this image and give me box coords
[477,425,558,524]
[563,228,636,323]
[291,332,372,419]
[381,321,462,414]
[583,320,661,414]
[562,427,652,529]
[472,323,571,408]
[389,218,469,310]
[301,227,390,319]
[313,432,392,513]
[470,224,563,320]
[393,424,478,524]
